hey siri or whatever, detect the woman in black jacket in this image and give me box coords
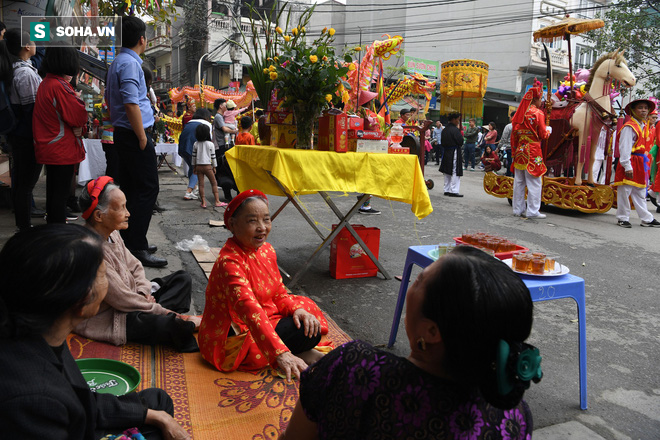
[0,224,190,440]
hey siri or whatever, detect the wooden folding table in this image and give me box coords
[225,145,433,285]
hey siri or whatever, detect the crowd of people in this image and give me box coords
[28,13,660,439]
[1,17,544,432]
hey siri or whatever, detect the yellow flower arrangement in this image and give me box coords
[269,71,278,80]
[267,6,351,148]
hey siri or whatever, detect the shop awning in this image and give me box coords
[484,97,519,108]
[77,50,108,82]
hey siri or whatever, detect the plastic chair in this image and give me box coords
[388,245,588,410]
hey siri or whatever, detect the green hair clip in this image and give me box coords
[495,339,543,396]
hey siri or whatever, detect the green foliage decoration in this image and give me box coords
[585,0,660,97]
[267,17,350,111]
[182,0,208,86]
[80,0,179,25]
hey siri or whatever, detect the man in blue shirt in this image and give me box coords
[105,16,166,267]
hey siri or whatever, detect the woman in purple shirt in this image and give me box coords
[280,246,541,440]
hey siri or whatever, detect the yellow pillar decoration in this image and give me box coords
[439,59,489,118]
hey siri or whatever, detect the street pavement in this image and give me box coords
[2,160,659,439]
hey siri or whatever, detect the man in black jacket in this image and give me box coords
[440,112,464,197]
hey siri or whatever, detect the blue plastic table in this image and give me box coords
[388,245,588,410]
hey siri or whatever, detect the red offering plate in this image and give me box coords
[452,237,529,260]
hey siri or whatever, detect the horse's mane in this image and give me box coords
[585,51,626,92]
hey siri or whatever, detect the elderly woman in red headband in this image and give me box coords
[75,176,201,352]
[199,189,330,381]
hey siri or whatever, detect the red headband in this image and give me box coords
[82,176,115,220]
[224,189,268,225]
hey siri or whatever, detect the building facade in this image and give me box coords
[311,0,608,126]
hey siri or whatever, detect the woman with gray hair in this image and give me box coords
[75,176,200,352]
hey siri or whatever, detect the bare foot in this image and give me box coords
[297,349,325,366]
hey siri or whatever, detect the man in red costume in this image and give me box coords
[613,99,660,227]
[512,86,551,219]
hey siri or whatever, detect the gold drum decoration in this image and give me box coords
[439,59,489,118]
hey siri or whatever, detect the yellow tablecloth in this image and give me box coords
[225,145,433,219]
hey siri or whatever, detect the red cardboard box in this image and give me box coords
[347,129,386,140]
[318,111,348,152]
[347,116,364,130]
[388,145,410,154]
[267,89,285,112]
[330,224,381,279]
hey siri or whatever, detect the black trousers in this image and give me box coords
[45,164,74,224]
[505,148,513,177]
[275,316,322,354]
[125,271,198,352]
[102,143,120,180]
[434,144,443,164]
[8,135,42,230]
[114,127,159,251]
[94,388,173,440]
[214,147,237,201]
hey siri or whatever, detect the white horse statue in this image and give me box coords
[572,50,636,185]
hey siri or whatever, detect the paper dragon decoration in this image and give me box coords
[343,34,404,113]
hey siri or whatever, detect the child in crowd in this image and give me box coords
[192,124,225,208]
[222,100,248,145]
[251,109,263,145]
[235,116,256,145]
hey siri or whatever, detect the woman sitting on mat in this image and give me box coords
[199,189,329,381]
[75,176,200,352]
[0,224,190,440]
[280,245,542,440]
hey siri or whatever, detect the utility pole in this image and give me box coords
[229,0,243,83]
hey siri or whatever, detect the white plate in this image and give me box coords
[503,258,569,277]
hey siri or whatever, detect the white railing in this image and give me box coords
[147,35,171,51]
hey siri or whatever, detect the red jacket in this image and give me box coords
[512,105,549,177]
[33,74,88,165]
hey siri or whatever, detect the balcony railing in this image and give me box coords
[146,35,171,56]
[530,45,569,70]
